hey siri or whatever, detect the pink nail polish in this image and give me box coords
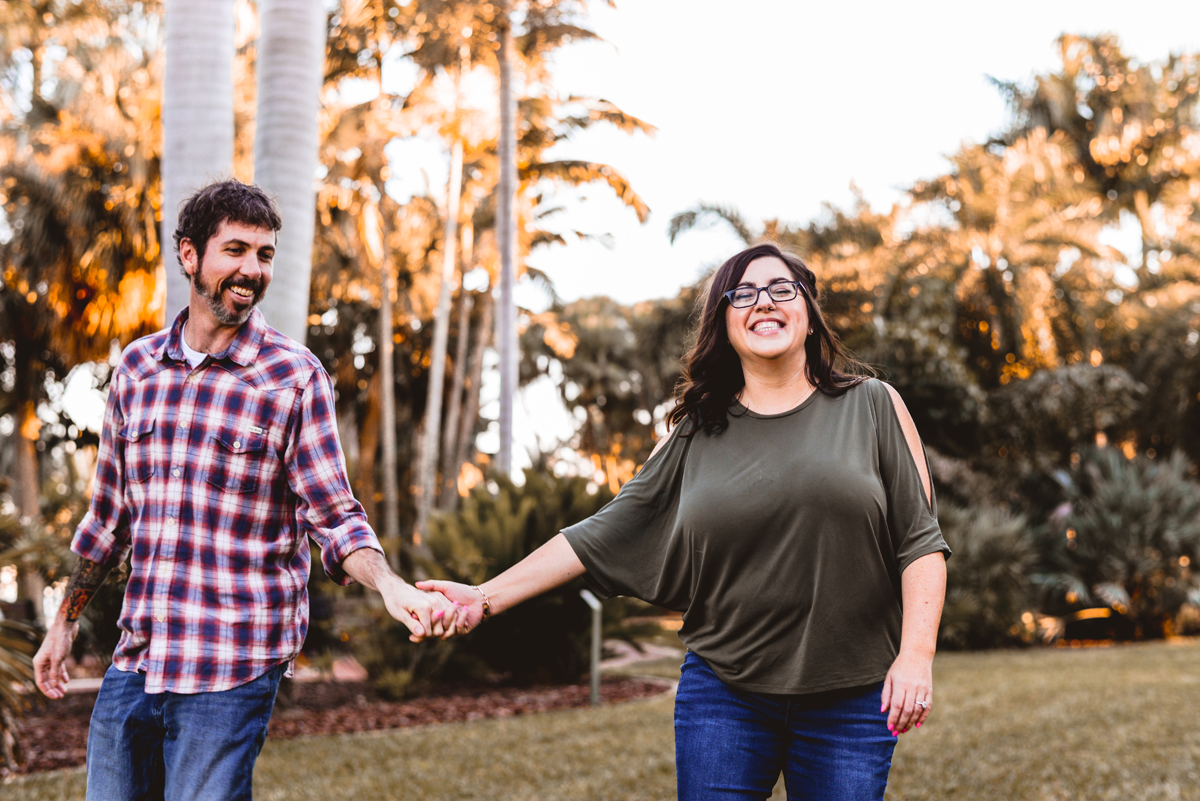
[916,723,921,728]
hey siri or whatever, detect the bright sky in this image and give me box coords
[527,0,1200,305]
[472,0,1200,470]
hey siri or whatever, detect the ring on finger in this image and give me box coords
[915,700,930,709]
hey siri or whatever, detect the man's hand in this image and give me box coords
[33,555,114,699]
[341,548,461,641]
[34,619,79,699]
[377,575,459,642]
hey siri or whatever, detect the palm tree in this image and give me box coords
[435,204,472,509]
[495,3,518,476]
[414,138,463,546]
[253,0,327,344]
[161,0,236,321]
[315,0,647,542]
[912,133,1121,386]
[996,34,1200,284]
[0,0,162,623]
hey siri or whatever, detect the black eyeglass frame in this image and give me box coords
[722,280,809,309]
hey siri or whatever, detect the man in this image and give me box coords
[33,179,455,799]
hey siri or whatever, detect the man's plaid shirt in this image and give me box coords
[72,308,382,694]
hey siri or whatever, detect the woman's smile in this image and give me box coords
[750,318,785,335]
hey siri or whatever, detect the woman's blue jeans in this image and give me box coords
[85,663,286,801]
[674,652,896,800]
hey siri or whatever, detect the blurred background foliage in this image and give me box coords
[0,1,1200,768]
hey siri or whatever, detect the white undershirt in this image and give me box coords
[180,323,207,369]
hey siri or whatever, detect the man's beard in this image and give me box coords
[194,258,264,326]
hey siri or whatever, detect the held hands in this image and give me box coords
[378,577,468,642]
[414,580,488,637]
[881,650,933,736]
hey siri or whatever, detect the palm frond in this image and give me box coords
[522,160,650,223]
[668,202,755,245]
[518,24,602,60]
[0,619,37,772]
[520,266,562,307]
[561,97,658,137]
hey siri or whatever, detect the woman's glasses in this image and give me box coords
[723,281,806,309]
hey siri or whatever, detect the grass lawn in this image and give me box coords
[9,639,1200,800]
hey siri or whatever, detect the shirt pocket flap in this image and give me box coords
[119,419,156,443]
[120,418,156,482]
[214,430,267,455]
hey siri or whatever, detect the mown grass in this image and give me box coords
[8,639,1200,800]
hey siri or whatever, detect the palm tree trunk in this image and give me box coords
[379,229,401,570]
[252,0,325,344]
[14,398,46,628]
[438,289,473,510]
[1132,189,1157,280]
[453,289,493,486]
[496,8,518,476]
[161,0,236,323]
[438,213,475,509]
[358,370,382,529]
[414,139,464,550]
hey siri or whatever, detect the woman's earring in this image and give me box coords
[808,328,814,335]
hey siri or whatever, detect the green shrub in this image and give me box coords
[937,503,1037,650]
[353,468,651,691]
[1032,447,1200,638]
[419,469,618,684]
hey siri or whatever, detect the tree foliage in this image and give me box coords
[1033,448,1200,638]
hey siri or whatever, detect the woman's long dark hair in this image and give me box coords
[667,242,872,436]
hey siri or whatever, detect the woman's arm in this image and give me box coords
[877,382,945,735]
[417,432,676,638]
[881,551,947,735]
[416,533,586,635]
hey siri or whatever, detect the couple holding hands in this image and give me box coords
[35,180,947,801]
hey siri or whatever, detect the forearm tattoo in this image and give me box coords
[61,558,114,623]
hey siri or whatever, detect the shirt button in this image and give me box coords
[179,422,188,430]
[156,614,166,622]
[167,518,176,527]
[172,467,181,478]
[233,440,242,449]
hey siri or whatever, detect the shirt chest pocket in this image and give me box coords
[120,419,157,483]
[205,430,268,494]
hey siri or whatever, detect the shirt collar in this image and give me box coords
[157,307,266,368]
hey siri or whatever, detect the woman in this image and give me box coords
[424,242,949,800]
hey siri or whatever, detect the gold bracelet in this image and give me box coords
[471,585,492,620]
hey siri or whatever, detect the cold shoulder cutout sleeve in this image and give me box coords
[561,425,694,611]
[867,379,951,573]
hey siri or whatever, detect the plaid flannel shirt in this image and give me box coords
[72,308,382,694]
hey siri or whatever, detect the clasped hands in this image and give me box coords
[382,578,489,642]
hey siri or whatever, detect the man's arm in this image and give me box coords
[33,556,116,699]
[341,548,456,641]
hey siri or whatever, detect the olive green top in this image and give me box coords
[562,378,950,694]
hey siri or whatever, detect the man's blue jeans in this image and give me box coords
[86,663,286,801]
[674,652,896,800]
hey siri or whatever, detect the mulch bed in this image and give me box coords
[10,676,669,776]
